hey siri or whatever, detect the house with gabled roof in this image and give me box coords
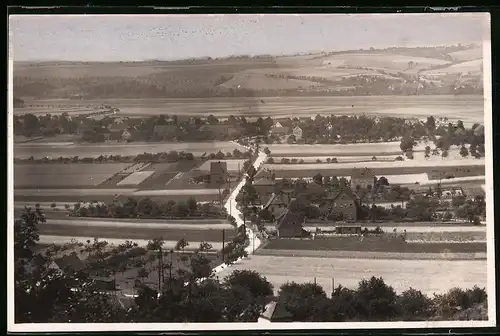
[263,193,290,220]
[326,185,361,221]
[275,210,310,238]
[258,300,294,323]
[270,121,290,135]
[53,252,86,273]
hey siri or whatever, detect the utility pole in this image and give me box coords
[222,229,225,262]
[169,249,173,292]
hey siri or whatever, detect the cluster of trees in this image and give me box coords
[400,117,485,159]
[267,115,429,145]
[14,113,81,138]
[14,207,487,323]
[276,277,487,322]
[70,198,224,219]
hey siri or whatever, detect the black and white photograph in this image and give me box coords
[7,12,495,332]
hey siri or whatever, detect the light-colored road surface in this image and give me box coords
[210,150,267,276]
[216,255,487,296]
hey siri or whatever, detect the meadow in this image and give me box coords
[217,255,487,296]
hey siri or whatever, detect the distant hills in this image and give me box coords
[13,44,483,99]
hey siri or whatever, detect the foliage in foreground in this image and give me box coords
[14,207,487,323]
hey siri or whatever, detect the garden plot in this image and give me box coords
[117,171,155,186]
[14,163,129,188]
[216,255,486,297]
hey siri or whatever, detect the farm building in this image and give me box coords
[122,126,140,142]
[52,252,86,274]
[153,124,181,140]
[292,126,303,140]
[254,178,280,204]
[325,185,361,221]
[275,210,310,238]
[108,123,129,134]
[270,121,290,135]
[259,301,293,323]
[263,193,291,219]
[350,167,376,191]
[210,161,229,186]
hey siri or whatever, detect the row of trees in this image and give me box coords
[70,198,224,219]
[14,207,487,323]
[17,148,252,164]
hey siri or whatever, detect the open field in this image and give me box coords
[37,223,235,242]
[14,141,247,159]
[14,163,129,188]
[217,255,486,296]
[44,218,234,230]
[422,59,483,76]
[448,47,482,62]
[15,95,484,125]
[263,237,486,253]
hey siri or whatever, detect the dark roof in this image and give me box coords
[351,167,376,178]
[108,123,129,132]
[54,253,85,272]
[276,210,304,230]
[330,186,360,203]
[260,300,293,321]
[263,193,289,209]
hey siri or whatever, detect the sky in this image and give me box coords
[9,13,490,62]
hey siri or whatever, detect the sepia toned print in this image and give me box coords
[8,12,495,331]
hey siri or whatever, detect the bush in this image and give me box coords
[355,277,397,321]
[395,288,433,320]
